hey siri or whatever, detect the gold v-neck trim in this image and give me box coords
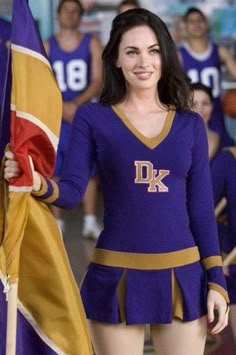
[112,105,175,150]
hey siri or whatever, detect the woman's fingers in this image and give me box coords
[4,151,21,180]
[5,150,15,160]
[4,164,21,180]
[3,152,41,190]
[207,290,229,335]
[211,304,229,334]
[207,300,215,324]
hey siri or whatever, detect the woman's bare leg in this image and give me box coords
[151,316,207,355]
[88,320,145,355]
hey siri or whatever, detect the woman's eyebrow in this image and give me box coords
[124,44,159,50]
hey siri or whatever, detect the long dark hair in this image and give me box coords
[100,8,193,111]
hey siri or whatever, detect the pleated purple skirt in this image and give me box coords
[80,260,208,324]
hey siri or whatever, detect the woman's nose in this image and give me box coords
[137,53,150,67]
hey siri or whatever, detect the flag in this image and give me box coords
[0,0,92,354]
[0,18,11,161]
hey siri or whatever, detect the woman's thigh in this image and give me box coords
[150,316,207,355]
[88,320,145,355]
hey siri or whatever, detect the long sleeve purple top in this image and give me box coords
[33,102,228,303]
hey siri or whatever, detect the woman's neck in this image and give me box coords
[121,90,166,113]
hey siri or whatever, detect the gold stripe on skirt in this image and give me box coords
[92,246,200,270]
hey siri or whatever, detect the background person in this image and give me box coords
[116,0,140,14]
[211,148,236,347]
[192,82,236,347]
[44,0,103,238]
[192,82,220,160]
[178,7,236,147]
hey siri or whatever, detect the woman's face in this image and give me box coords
[193,89,213,124]
[116,25,162,94]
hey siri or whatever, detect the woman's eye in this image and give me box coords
[126,50,137,55]
[150,48,160,54]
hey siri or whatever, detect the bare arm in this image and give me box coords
[214,197,227,218]
[223,247,236,267]
[63,36,103,123]
[207,130,220,160]
[219,45,236,79]
[73,36,103,106]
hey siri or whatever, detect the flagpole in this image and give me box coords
[6,282,18,355]
[4,191,29,355]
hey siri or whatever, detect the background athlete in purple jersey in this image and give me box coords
[178,7,236,147]
[44,0,103,238]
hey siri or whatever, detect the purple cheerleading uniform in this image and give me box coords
[178,41,234,146]
[48,33,92,176]
[33,102,228,324]
[211,148,236,303]
[0,18,11,108]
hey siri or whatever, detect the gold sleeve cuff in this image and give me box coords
[43,179,59,203]
[32,176,59,203]
[32,174,47,197]
[202,256,223,270]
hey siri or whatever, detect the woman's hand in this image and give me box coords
[207,289,229,334]
[4,151,41,191]
[4,150,21,180]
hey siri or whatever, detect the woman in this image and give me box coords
[4,9,229,355]
[210,147,236,346]
[192,82,236,347]
[192,82,236,344]
[192,82,220,160]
